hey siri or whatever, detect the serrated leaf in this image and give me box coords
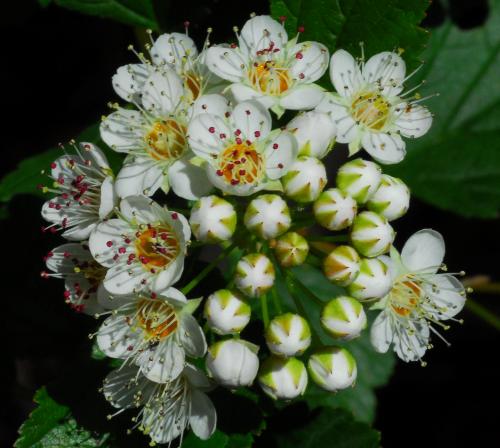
[270,0,430,69]
[388,1,500,218]
[51,0,158,29]
[273,407,380,448]
[181,430,229,448]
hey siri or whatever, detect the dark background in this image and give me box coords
[1,0,498,447]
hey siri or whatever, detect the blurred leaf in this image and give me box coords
[15,387,110,448]
[270,0,429,69]
[388,1,500,218]
[45,0,158,29]
[0,123,122,205]
[181,431,229,447]
[273,407,380,448]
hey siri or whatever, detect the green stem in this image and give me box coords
[466,299,500,331]
[271,285,283,315]
[181,243,237,295]
[261,293,270,328]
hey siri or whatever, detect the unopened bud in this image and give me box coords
[313,188,357,231]
[336,158,381,204]
[347,257,392,301]
[350,211,395,257]
[244,194,291,240]
[274,232,309,267]
[190,195,236,242]
[321,296,367,340]
[235,254,275,298]
[266,313,311,357]
[367,175,410,221]
[259,356,308,400]
[308,347,357,392]
[282,156,327,203]
[323,245,360,286]
[204,289,251,335]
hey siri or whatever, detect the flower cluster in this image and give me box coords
[40,14,466,446]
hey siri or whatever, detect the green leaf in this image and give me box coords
[181,430,253,448]
[273,407,380,448]
[270,0,430,69]
[0,123,122,205]
[15,387,110,448]
[388,1,500,218]
[50,0,158,29]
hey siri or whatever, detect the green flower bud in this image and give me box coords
[259,356,308,400]
[274,232,309,267]
[235,253,275,298]
[308,347,357,392]
[367,175,410,221]
[323,245,360,286]
[282,156,327,203]
[266,313,311,357]
[336,158,381,204]
[347,257,392,301]
[321,296,367,340]
[244,194,291,240]
[313,188,357,231]
[204,289,251,335]
[350,211,395,257]
[190,195,237,242]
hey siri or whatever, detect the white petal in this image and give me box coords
[315,93,357,144]
[329,50,362,98]
[229,83,277,108]
[205,166,260,196]
[79,142,111,171]
[361,132,406,164]
[423,274,466,319]
[370,311,394,353]
[179,313,207,357]
[119,195,159,223]
[289,41,329,83]
[103,366,153,409]
[394,104,433,138]
[394,321,430,362]
[99,176,118,219]
[184,364,212,389]
[97,314,140,358]
[88,220,132,267]
[142,341,185,382]
[401,229,445,274]
[150,32,198,70]
[112,63,149,102]
[363,51,406,96]
[104,263,148,295]
[187,113,230,159]
[279,84,324,110]
[189,390,217,440]
[191,93,231,119]
[166,208,191,242]
[150,257,185,292]
[231,100,272,140]
[61,221,97,241]
[205,46,246,83]
[115,158,164,198]
[46,242,92,273]
[264,131,298,179]
[100,109,145,153]
[168,157,213,200]
[142,70,184,115]
[239,15,288,53]
[162,287,187,304]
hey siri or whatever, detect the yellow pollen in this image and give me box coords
[351,91,390,130]
[216,143,263,186]
[184,71,202,102]
[390,278,423,317]
[136,298,178,341]
[135,225,179,270]
[145,119,186,161]
[249,61,291,95]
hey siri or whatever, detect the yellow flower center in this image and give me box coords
[216,143,264,186]
[145,119,186,161]
[390,277,423,317]
[351,92,390,131]
[135,225,179,271]
[249,61,291,95]
[136,298,178,341]
[184,71,202,102]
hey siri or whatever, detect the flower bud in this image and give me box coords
[367,175,410,221]
[336,158,381,204]
[204,289,251,335]
[321,296,367,340]
[265,313,311,357]
[274,232,309,267]
[323,245,360,286]
[190,195,237,242]
[244,194,291,240]
[308,347,357,392]
[350,211,394,257]
[258,356,308,400]
[206,339,259,388]
[235,253,275,298]
[347,257,392,301]
[286,111,336,159]
[282,156,327,203]
[313,188,357,231]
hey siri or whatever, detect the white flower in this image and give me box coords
[258,356,308,400]
[103,364,216,444]
[205,15,329,116]
[370,229,466,364]
[101,68,220,200]
[350,211,395,257]
[206,339,260,387]
[286,111,336,158]
[308,347,357,392]
[96,287,206,383]
[323,245,360,286]
[321,296,367,340]
[282,156,327,203]
[204,289,251,335]
[188,99,298,196]
[274,231,309,267]
[42,242,108,315]
[189,195,237,242]
[336,158,381,205]
[317,49,432,164]
[347,257,392,301]
[367,174,410,221]
[234,253,275,298]
[244,194,291,239]
[89,196,190,294]
[313,188,357,231]
[41,142,117,240]
[265,313,311,357]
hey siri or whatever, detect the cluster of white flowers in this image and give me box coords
[39,14,466,445]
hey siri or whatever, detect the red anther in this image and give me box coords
[63,290,71,298]
[124,238,131,244]
[235,129,241,136]
[241,157,247,163]
[48,202,55,209]
[295,52,303,59]
[279,15,287,22]
[159,233,168,240]
[216,170,223,176]
[225,111,231,118]
[208,127,215,133]
[50,162,57,169]
[141,279,147,285]
[141,256,150,264]
[239,169,246,175]
[273,143,279,149]
[278,163,284,168]
[50,226,58,233]
[298,25,305,33]
[246,140,252,146]
[118,247,126,254]
[136,231,141,238]
[58,177,65,185]
[299,73,305,79]
[184,20,190,27]
[202,104,207,109]
[151,292,157,299]
[236,138,242,144]
[83,144,91,149]
[230,179,239,185]
[63,251,71,258]
[61,193,69,199]
[40,271,49,279]
[113,254,119,261]
[37,184,44,190]
[127,345,134,351]
[227,163,235,170]
[106,241,113,247]
[254,130,261,137]
[219,133,226,139]
[245,109,251,115]
[128,254,136,260]
[172,212,178,220]
[150,230,157,238]
[230,43,237,48]
[55,204,62,210]
[150,268,156,273]
[46,251,54,258]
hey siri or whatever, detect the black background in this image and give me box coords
[1,0,499,447]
